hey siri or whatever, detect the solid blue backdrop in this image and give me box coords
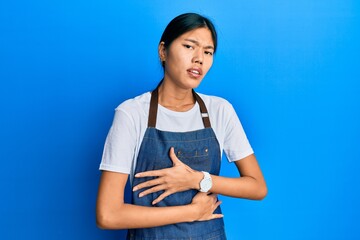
[1,0,359,239]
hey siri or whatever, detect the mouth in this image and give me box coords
[187,68,203,78]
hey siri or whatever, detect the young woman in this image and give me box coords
[96,13,267,239]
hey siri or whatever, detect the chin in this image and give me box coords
[185,77,204,89]
[165,73,205,90]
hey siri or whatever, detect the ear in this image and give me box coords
[158,41,167,62]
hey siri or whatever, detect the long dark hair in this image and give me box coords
[159,13,218,67]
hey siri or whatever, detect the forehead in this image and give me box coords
[176,28,214,46]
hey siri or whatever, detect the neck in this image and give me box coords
[158,80,195,112]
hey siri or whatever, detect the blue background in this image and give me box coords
[1,0,359,239]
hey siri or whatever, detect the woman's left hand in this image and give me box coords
[133,147,202,205]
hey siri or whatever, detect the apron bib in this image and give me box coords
[128,86,226,240]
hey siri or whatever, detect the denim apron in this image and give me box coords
[127,86,226,240]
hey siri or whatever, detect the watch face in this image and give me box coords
[200,178,212,192]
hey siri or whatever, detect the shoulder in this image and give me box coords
[115,92,151,119]
[197,93,235,114]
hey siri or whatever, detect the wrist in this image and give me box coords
[191,171,204,190]
[187,203,200,222]
[199,171,212,193]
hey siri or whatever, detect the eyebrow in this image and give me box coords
[184,39,214,50]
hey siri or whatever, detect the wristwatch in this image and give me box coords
[199,171,212,192]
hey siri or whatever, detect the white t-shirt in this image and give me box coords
[100,92,254,181]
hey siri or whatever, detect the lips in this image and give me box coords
[187,67,203,78]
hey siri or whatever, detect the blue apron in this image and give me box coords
[128,86,226,240]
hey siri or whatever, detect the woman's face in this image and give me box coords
[159,27,214,90]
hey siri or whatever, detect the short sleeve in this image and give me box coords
[223,104,254,162]
[99,108,136,174]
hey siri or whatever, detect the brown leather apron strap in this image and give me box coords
[192,90,211,128]
[148,86,212,128]
[148,87,159,128]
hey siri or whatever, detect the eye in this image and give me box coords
[205,51,214,56]
[183,44,194,49]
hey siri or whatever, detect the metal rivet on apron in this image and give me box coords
[205,148,208,153]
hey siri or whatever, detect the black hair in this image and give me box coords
[159,13,217,67]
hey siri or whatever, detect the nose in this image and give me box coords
[192,49,203,65]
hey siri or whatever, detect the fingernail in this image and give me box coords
[135,173,141,177]
[152,201,156,205]
[139,193,143,197]
[133,187,138,191]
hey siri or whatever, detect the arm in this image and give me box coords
[210,154,267,200]
[96,171,223,229]
[134,151,267,202]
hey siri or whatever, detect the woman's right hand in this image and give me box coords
[191,192,223,221]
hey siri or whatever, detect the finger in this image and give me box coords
[214,200,222,209]
[135,169,166,178]
[138,185,166,198]
[133,178,163,191]
[152,191,173,205]
[211,214,224,219]
[169,147,182,166]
